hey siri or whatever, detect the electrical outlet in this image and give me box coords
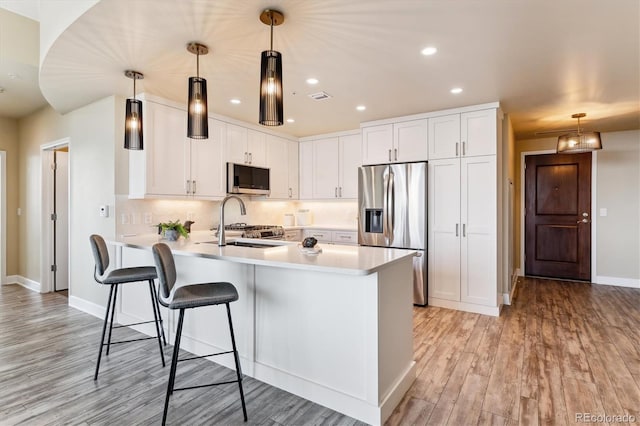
[132,213,141,224]
[121,213,130,225]
[144,212,153,224]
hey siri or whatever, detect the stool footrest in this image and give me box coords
[113,319,159,329]
[178,350,234,363]
[106,336,157,345]
[174,378,241,393]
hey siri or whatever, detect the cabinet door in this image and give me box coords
[298,141,313,200]
[146,102,189,196]
[288,140,299,199]
[247,129,267,166]
[190,118,226,198]
[428,114,460,160]
[460,156,497,306]
[312,137,340,199]
[361,124,393,165]
[461,109,496,157]
[226,123,248,164]
[339,134,361,199]
[394,119,428,162]
[265,135,289,199]
[428,159,461,301]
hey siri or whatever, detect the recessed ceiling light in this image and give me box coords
[356,105,366,111]
[306,78,319,85]
[450,87,463,94]
[287,118,295,123]
[421,47,437,56]
[230,98,241,104]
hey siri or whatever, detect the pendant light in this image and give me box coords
[259,9,284,126]
[187,42,209,139]
[557,113,602,153]
[124,70,144,150]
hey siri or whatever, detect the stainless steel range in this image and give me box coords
[225,223,285,240]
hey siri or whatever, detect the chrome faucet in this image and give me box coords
[218,195,247,246]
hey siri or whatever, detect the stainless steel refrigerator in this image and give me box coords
[358,162,427,305]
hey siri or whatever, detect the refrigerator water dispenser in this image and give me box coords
[365,209,384,233]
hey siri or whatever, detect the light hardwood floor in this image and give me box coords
[1,278,639,425]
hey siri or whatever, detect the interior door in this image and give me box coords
[525,153,592,280]
[54,150,69,291]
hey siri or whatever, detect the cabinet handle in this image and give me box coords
[186,180,191,195]
[288,188,292,198]
[462,141,466,156]
[463,223,466,237]
[455,223,459,237]
[192,180,197,194]
[394,148,398,161]
[249,152,253,164]
[339,187,343,197]
[388,149,392,161]
[455,142,459,157]
[335,187,338,198]
[244,152,248,163]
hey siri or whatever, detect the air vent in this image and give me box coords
[308,91,332,101]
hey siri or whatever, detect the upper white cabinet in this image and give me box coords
[311,133,361,199]
[428,109,496,160]
[266,135,298,200]
[129,100,225,199]
[361,119,427,165]
[226,124,267,167]
[299,141,313,200]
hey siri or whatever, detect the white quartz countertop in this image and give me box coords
[111,231,415,276]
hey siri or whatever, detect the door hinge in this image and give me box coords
[51,213,57,221]
[523,207,526,216]
[51,264,57,272]
[51,162,56,171]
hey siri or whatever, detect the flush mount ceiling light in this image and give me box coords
[421,46,437,56]
[259,9,285,126]
[306,78,319,85]
[124,70,144,150]
[356,105,366,111]
[187,42,209,139]
[557,113,602,153]
[230,98,241,104]
[450,87,463,94]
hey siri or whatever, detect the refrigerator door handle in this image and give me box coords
[383,171,390,241]
[388,170,395,243]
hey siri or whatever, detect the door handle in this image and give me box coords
[388,171,395,242]
[577,218,590,223]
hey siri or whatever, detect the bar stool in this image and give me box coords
[89,234,166,380]
[152,242,247,425]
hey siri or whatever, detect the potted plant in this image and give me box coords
[157,220,189,241]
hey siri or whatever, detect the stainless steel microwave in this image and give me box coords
[227,163,270,195]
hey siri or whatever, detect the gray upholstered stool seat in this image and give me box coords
[152,242,247,425]
[89,234,166,381]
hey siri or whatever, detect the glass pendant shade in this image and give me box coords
[259,50,283,126]
[557,131,602,153]
[188,76,208,139]
[124,98,143,150]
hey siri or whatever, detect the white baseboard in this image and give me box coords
[594,276,640,289]
[69,295,106,319]
[10,276,42,292]
[4,275,19,285]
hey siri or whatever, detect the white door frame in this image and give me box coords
[519,149,598,281]
[0,151,6,285]
[41,138,70,293]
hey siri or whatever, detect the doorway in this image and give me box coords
[41,139,70,294]
[524,152,592,281]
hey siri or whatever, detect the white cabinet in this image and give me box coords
[428,109,496,160]
[266,135,298,199]
[129,101,225,199]
[361,119,427,165]
[299,132,360,200]
[283,229,302,242]
[302,229,357,245]
[226,124,266,166]
[428,155,497,309]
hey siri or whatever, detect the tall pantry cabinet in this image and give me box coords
[427,106,502,316]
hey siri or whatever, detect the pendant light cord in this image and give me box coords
[133,76,136,99]
[270,13,274,51]
[196,50,200,78]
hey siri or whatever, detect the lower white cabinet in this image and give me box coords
[428,155,498,313]
[303,229,358,246]
[283,229,302,242]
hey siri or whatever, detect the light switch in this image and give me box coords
[599,208,607,217]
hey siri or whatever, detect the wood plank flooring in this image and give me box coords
[1,277,639,425]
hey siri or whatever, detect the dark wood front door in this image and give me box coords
[525,153,592,281]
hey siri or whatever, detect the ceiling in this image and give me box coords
[2,0,639,139]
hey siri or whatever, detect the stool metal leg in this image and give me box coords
[226,303,248,422]
[150,280,167,345]
[94,285,115,380]
[106,284,119,355]
[148,281,166,367]
[162,308,185,426]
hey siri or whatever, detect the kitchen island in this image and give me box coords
[110,233,416,425]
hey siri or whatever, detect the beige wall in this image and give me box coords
[513,130,640,282]
[18,106,69,281]
[0,117,19,276]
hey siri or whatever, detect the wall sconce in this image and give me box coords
[187,42,209,139]
[557,113,603,153]
[259,9,284,126]
[124,70,144,150]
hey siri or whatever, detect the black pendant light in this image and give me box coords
[124,70,144,150]
[259,9,284,126]
[187,42,209,139]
